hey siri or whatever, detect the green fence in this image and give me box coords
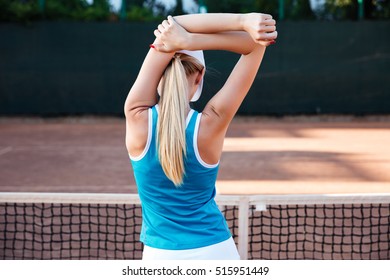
[0,21,389,116]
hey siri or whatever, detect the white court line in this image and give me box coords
[0,146,12,156]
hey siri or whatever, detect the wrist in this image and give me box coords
[239,13,250,32]
[238,14,247,31]
[181,33,194,50]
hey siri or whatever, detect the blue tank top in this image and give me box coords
[130,105,231,250]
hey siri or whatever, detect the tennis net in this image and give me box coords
[0,192,389,260]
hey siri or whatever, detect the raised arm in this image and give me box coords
[154,13,276,52]
[125,13,276,117]
[154,14,276,130]
[123,43,173,118]
[152,14,276,165]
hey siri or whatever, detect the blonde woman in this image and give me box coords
[124,13,277,260]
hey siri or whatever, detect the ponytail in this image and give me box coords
[157,55,189,186]
[157,54,205,186]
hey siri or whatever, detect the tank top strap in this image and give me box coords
[185,109,199,148]
[151,105,158,130]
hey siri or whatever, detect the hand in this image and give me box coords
[153,16,190,52]
[242,13,277,47]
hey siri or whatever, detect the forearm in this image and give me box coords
[185,31,258,55]
[174,13,245,34]
[153,14,276,53]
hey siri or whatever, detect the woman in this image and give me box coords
[124,13,277,260]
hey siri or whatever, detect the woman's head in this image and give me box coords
[157,52,205,186]
[158,52,205,102]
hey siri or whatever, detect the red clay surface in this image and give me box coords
[0,116,389,195]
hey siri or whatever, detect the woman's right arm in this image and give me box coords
[173,13,276,46]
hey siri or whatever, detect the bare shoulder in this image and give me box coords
[197,110,227,166]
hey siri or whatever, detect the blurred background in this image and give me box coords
[0,0,389,116]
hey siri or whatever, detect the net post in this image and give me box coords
[238,196,250,260]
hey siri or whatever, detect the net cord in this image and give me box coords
[0,192,389,205]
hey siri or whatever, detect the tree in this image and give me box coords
[205,0,315,19]
[85,0,110,21]
[287,0,315,20]
[144,0,170,16]
[173,0,184,15]
[372,0,390,19]
[303,0,389,20]
[255,0,278,18]
[127,0,145,8]
[204,0,256,13]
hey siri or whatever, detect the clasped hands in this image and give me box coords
[152,13,278,53]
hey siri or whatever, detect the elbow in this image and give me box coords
[124,94,139,118]
[124,98,151,119]
[123,93,133,117]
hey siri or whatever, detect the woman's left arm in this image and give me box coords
[123,34,176,157]
[124,39,173,119]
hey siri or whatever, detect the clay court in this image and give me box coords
[1,116,390,260]
[0,116,389,195]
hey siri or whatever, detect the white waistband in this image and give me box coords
[142,237,240,260]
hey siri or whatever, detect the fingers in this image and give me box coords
[157,24,165,33]
[266,30,278,41]
[264,18,276,27]
[152,16,177,53]
[262,13,273,20]
[251,14,277,45]
[157,16,174,35]
[252,30,277,42]
[167,15,175,25]
[162,19,170,29]
[262,18,276,32]
[261,25,276,33]
[153,29,161,39]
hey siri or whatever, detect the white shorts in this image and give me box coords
[142,237,240,260]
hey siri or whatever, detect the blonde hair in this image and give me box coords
[157,53,204,186]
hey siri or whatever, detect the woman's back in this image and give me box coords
[130,106,230,250]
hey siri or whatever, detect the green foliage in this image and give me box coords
[373,0,390,19]
[204,0,256,13]
[173,0,184,16]
[0,0,110,22]
[256,0,315,20]
[1,0,388,22]
[255,1,278,16]
[322,0,357,20]
[45,0,110,21]
[286,0,315,20]
[0,0,40,22]
[144,0,173,16]
[126,5,162,22]
[44,0,87,20]
[322,0,390,20]
[205,0,314,19]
